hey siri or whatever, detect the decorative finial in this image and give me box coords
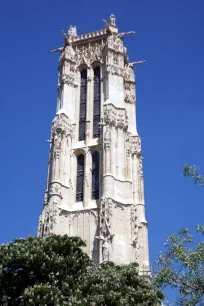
[103,14,118,34]
[68,25,77,37]
[109,14,116,26]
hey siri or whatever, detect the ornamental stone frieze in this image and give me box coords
[51,113,74,139]
[74,42,104,67]
[104,103,128,130]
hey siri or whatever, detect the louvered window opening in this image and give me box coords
[76,154,84,202]
[79,70,87,141]
[93,67,101,138]
[92,151,100,199]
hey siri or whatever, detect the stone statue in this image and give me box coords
[68,25,77,37]
[102,238,109,262]
[95,235,110,262]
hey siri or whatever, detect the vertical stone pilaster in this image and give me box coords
[104,125,111,174]
[132,153,139,205]
[111,126,116,177]
[84,150,92,208]
[126,149,132,181]
[87,68,94,140]
[117,128,125,179]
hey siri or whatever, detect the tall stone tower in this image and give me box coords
[38,15,149,268]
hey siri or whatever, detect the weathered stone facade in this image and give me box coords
[38,15,149,268]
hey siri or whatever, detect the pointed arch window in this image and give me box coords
[93,67,101,138]
[92,151,100,199]
[79,69,87,141]
[76,154,84,202]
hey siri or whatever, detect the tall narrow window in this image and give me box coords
[79,70,87,141]
[76,154,84,202]
[93,67,101,138]
[92,151,100,199]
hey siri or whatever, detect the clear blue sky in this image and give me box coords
[0,0,203,284]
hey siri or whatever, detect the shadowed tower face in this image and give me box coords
[38,15,149,268]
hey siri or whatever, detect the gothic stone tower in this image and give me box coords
[38,15,149,268]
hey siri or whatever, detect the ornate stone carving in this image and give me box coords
[99,197,113,238]
[131,205,140,260]
[53,133,62,158]
[52,113,74,139]
[104,105,117,126]
[41,202,59,236]
[44,192,48,205]
[49,182,62,196]
[96,197,115,263]
[74,42,104,67]
[104,125,111,148]
[37,213,43,237]
[58,45,76,87]
[106,64,124,76]
[124,82,136,104]
[104,104,128,130]
[60,45,75,63]
[138,155,144,176]
[106,34,124,53]
[85,121,90,138]
[105,51,124,76]
[85,176,89,187]
[130,135,141,155]
[125,132,131,150]
[69,178,73,190]
[68,25,77,37]
[124,64,135,83]
[102,238,109,262]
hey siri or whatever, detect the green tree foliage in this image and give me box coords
[0,235,91,305]
[154,226,204,306]
[154,165,204,305]
[183,164,204,186]
[74,262,163,306]
[0,235,163,306]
